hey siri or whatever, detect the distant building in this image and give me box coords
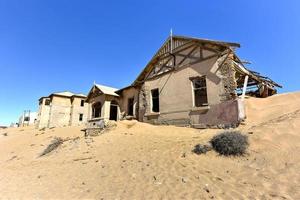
[18,110,37,127]
[10,123,18,128]
[36,91,88,129]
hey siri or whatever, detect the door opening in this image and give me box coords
[128,98,134,116]
[109,100,118,121]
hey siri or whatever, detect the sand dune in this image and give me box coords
[1,92,300,199]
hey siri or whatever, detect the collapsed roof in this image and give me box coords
[233,60,282,89]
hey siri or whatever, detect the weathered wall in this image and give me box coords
[48,96,72,128]
[87,94,120,120]
[141,58,220,125]
[190,100,240,128]
[70,97,89,126]
[138,84,147,122]
[36,95,88,129]
[36,98,51,129]
[104,95,121,120]
[87,95,105,120]
[219,54,237,101]
[118,87,139,118]
[140,45,238,127]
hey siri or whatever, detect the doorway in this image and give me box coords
[127,98,134,116]
[109,100,118,121]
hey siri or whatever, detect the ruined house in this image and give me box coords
[86,35,281,128]
[36,91,88,129]
[86,84,120,123]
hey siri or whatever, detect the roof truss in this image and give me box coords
[143,42,222,81]
[133,35,239,84]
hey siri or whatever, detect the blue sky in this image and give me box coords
[0,0,299,125]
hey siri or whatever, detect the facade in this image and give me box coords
[86,35,281,128]
[85,84,120,127]
[36,91,88,129]
[18,111,37,127]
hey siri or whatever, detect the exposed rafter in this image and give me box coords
[133,35,241,85]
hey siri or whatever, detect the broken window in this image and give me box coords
[151,88,160,112]
[79,114,83,121]
[45,99,51,105]
[80,99,85,107]
[192,76,208,107]
[128,98,134,116]
[92,102,102,118]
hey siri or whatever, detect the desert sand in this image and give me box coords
[1,92,300,199]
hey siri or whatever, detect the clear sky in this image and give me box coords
[0,0,299,126]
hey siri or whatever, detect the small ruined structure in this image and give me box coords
[86,84,120,121]
[89,35,282,129]
[84,84,120,135]
[18,110,37,127]
[36,91,88,129]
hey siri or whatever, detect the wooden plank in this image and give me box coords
[144,57,173,80]
[156,41,195,60]
[177,46,198,66]
[154,57,173,74]
[241,75,249,100]
[215,50,231,72]
[200,45,203,59]
[175,53,199,60]
[195,42,220,53]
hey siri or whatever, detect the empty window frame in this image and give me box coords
[192,76,208,107]
[80,99,85,107]
[92,102,102,118]
[151,88,160,112]
[79,114,83,121]
[45,99,51,105]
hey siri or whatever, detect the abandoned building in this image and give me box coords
[18,110,37,127]
[36,91,88,129]
[86,84,120,122]
[86,35,281,128]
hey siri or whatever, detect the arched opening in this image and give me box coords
[92,102,102,118]
[109,100,118,121]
